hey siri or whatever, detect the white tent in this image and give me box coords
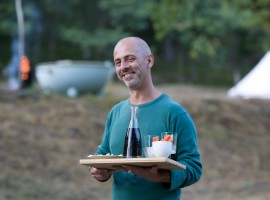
[228,51,270,100]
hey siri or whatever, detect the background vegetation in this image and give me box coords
[0,0,270,86]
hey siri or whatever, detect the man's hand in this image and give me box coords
[89,167,114,182]
[113,165,171,183]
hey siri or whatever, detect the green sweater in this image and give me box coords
[97,94,202,200]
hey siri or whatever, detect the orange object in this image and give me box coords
[20,55,31,80]
[152,136,159,142]
[163,135,171,141]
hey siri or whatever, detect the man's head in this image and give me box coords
[113,37,154,89]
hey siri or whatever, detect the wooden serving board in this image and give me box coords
[79,157,186,170]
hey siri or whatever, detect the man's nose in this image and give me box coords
[119,61,129,70]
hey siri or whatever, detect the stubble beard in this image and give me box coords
[124,79,140,88]
[118,70,141,89]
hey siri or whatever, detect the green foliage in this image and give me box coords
[152,0,256,59]
[59,26,127,51]
[150,0,270,85]
[0,0,17,35]
[0,0,269,85]
[151,0,180,40]
[98,0,152,31]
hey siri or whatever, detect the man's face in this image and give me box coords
[113,41,147,88]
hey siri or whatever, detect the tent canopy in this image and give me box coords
[228,51,270,100]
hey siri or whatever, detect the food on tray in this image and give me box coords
[152,135,173,142]
[87,153,123,158]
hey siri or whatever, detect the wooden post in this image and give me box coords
[15,0,25,89]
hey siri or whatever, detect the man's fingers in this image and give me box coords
[89,167,114,175]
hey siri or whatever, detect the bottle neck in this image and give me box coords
[129,106,138,128]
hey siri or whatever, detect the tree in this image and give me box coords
[1,0,269,85]
[151,0,270,84]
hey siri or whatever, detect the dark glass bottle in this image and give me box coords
[123,106,142,158]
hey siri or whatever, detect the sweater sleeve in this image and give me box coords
[96,111,112,155]
[169,112,202,190]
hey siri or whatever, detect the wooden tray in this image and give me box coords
[79,157,186,170]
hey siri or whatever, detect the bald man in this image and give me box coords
[89,37,202,200]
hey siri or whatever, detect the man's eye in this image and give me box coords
[115,61,121,67]
[128,57,135,62]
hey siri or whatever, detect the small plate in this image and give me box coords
[87,155,123,159]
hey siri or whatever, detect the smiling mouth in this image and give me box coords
[122,72,135,78]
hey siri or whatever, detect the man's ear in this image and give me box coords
[147,55,154,69]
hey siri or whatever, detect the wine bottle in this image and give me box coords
[123,106,142,158]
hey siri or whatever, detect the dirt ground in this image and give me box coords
[0,82,270,200]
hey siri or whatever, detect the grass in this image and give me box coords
[0,82,270,200]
